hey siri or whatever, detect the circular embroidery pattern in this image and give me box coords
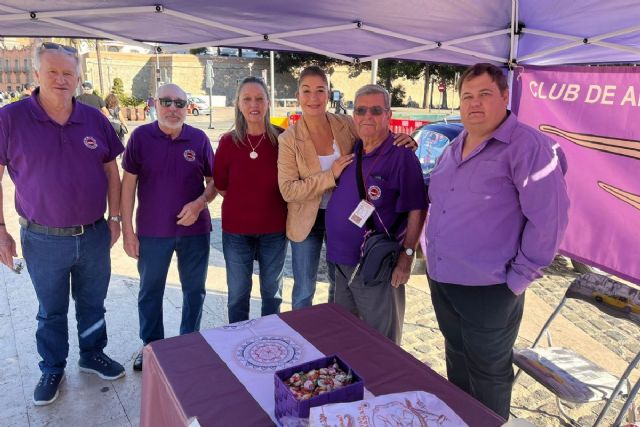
[83,136,98,150]
[236,336,302,371]
[222,319,257,330]
[367,185,381,200]
[183,149,196,162]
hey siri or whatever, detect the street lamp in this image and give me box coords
[248,62,254,77]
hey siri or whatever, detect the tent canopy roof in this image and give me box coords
[1,0,639,66]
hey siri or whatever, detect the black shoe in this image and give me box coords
[33,372,65,406]
[78,352,125,380]
[133,351,143,371]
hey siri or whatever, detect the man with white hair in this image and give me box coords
[0,42,125,405]
[121,83,217,371]
[325,84,427,344]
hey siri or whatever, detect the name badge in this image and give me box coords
[349,200,375,228]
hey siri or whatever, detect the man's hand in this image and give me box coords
[391,253,413,288]
[392,133,418,151]
[177,196,206,226]
[108,220,121,248]
[123,231,140,259]
[0,230,17,269]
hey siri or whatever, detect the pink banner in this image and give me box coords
[512,66,640,285]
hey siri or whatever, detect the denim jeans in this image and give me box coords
[21,219,111,374]
[290,210,336,309]
[222,232,286,323]
[138,234,210,344]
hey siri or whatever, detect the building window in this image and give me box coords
[14,59,19,72]
[24,58,29,71]
[0,73,3,83]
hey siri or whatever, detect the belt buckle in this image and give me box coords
[71,224,85,236]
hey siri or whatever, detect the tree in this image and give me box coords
[265,52,349,75]
[349,60,425,106]
[112,77,125,97]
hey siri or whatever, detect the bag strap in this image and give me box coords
[355,142,407,235]
[355,143,376,230]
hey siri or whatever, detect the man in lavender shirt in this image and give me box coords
[121,83,217,371]
[426,63,569,419]
[0,42,125,406]
[326,85,427,344]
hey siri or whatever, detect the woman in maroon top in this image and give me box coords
[214,77,287,323]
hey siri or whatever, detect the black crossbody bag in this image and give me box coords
[349,144,404,287]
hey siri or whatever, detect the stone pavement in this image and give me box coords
[0,110,638,426]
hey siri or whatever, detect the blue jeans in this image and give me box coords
[138,234,210,344]
[222,232,286,323]
[290,210,336,309]
[21,219,111,374]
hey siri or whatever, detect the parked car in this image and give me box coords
[411,120,463,184]
[187,96,211,116]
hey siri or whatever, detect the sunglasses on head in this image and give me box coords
[40,42,78,55]
[354,106,389,116]
[158,98,187,108]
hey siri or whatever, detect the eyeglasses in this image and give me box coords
[40,42,78,56]
[354,106,389,116]
[158,98,187,109]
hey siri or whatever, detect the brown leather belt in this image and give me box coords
[19,217,104,237]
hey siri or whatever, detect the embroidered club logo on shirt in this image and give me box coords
[183,149,196,162]
[83,136,98,150]
[367,185,382,200]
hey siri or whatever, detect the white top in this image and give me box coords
[318,141,341,209]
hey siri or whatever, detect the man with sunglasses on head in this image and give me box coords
[121,83,216,371]
[325,84,427,344]
[0,42,126,405]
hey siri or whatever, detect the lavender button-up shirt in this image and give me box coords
[426,112,569,295]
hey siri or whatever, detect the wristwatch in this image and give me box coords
[108,215,122,223]
[402,246,415,256]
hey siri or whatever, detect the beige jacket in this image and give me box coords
[278,113,357,242]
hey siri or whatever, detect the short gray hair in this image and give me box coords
[156,83,187,99]
[354,84,391,109]
[32,43,81,76]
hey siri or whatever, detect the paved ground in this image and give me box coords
[0,109,638,426]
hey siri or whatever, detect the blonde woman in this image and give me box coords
[214,77,287,323]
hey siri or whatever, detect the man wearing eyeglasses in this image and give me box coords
[0,42,126,405]
[121,83,216,371]
[325,84,427,344]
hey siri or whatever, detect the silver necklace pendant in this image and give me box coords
[249,151,258,159]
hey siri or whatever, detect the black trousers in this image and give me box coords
[427,275,525,420]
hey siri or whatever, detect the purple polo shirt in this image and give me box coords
[426,112,570,295]
[0,89,124,227]
[326,133,428,266]
[122,122,213,237]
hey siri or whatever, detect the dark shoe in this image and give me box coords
[33,372,64,406]
[133,350,143,371]
[78,352,125,380]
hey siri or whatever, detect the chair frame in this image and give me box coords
[513,273,640,426]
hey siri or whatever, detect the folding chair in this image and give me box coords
[513,273,640,426]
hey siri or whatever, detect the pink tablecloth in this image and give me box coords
[141,303,505,426]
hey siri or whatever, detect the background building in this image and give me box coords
[0,38,34,94]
